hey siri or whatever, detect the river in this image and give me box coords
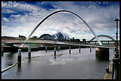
[1,48,114,79]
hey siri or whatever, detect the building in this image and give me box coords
[39,32,70,41]
[52,32,70,41]
[19,35,26,40]
[1,36,22,46]
[39,34,54,40]
[2,36,22,42]
[70,37,80,43]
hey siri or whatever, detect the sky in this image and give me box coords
[1,1,120,41]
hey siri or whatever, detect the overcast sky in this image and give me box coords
[1,1,120,41]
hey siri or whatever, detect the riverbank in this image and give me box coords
[104,55,114,79]
[104,47,120,79]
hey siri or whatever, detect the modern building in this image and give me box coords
[52,32,70,41]
[39,32,70,41]
[39,34,54,40]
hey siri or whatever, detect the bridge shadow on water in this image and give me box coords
[95,56,109,62]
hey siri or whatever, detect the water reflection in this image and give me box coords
[57,54,63,57]
[28,57,31,63]
[17,63,21,72]
[95,55,109,61]
[5,52,14,60]
[16,63,22,77]
[54,55,56,59]
[2,52,17,69]
[2,48,114,79]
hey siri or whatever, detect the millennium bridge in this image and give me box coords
[1,10,120,80]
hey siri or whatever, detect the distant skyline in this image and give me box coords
[1,1,120,41]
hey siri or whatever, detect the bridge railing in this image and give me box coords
[112,49,120,80]
[112,58,120,80]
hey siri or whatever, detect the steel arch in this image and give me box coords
[89,34,115,42]
[25,10,102,45]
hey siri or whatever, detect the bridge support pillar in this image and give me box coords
[79,47,81,53]
[95,48,109,60]
[28,48,31,59]
[90,47,92,52]
[45,47,47,53]
[18,49,22,64]
[54,47,56,58]
[69,47,71,54]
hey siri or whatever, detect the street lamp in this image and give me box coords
[114,19,120,58]
[112,19,120,79]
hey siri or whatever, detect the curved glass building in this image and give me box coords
[39,32,70,41]
[52,32,70,41]
[39,34,54,40]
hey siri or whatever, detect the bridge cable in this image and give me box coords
[37,14,61,37]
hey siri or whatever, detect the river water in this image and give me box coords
[1,48,114,79]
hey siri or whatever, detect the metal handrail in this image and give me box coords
[112,57,120,80]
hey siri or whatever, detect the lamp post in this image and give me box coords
[114,19,120,58]
[112,19,120,79]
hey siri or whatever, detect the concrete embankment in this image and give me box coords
[104,55,114,79]
[104,47,120,79]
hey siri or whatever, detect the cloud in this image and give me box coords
[1,1,120,41]
[2,9,17,14]
[2,1,40,12]
[3,18,9,22]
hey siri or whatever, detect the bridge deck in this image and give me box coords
[3,40,115,48]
